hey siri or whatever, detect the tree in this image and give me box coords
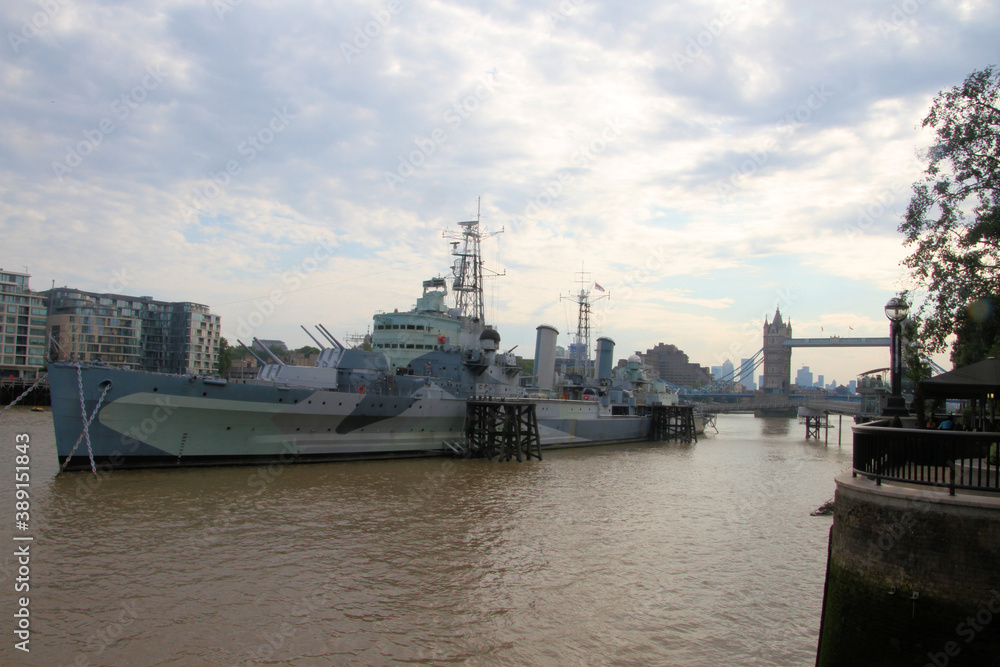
[218,337,234,376]
[294,345,321,356]
[952,295,1000,366]
[899,65,1000,360]
[902,318,933,384]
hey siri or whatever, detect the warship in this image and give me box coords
[51,213,683,471]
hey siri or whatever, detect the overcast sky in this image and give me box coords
[2,0,997,384]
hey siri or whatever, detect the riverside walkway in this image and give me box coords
[693,396,860,414]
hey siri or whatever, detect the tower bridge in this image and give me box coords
[761,308,890,394]
[784,337,890,347]
[657,308,891,398]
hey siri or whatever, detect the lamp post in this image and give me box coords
[883,296,909,417]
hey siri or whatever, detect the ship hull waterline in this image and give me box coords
[50,364,668,472]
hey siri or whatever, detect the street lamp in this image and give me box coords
[884,297,909,323]
[883,296,909,417]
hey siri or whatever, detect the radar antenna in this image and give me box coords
[442,197,504,324]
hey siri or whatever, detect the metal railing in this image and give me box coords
[853,423,1000,495]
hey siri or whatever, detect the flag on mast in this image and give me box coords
[594,283,605,292]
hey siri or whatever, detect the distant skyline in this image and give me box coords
[3,0,997,382]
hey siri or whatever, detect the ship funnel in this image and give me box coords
[596,337,615,381]
[534,325,559,391]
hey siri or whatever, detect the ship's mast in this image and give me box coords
[561,270,608,379]
[443,198,503,325]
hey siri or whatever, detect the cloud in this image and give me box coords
[1,0,996,380]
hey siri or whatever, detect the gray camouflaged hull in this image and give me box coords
[49,363,650,471]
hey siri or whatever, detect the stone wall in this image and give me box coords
[817,474,1000,666]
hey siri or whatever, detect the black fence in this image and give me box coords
[853,423,1000,495]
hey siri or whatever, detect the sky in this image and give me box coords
[1,0,997,386]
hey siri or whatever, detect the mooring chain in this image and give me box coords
[60,365,112,476]
[0,374,48,418]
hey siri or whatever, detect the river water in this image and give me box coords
[0,408,852,666]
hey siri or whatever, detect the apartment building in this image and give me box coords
[0,269,47,379]
[46,288,221,375]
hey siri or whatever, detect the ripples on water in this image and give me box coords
[0,409,851,666]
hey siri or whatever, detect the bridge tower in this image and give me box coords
[762,308,792,393]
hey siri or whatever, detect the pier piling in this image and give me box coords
[464,399,542,461]
[648,405,697,443]
[805,414,825,439]
[0,376,50,407]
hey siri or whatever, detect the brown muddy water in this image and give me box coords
[0,408,850,666]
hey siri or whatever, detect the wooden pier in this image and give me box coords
[799,407,832,441]
[463,399,542,462]
[648,405,697,443]
[1,376,50,407]
[804,414,826,439]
